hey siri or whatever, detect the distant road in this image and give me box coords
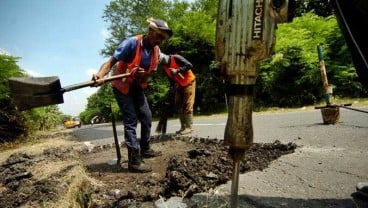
[72,107,368,148]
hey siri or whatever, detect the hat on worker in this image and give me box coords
[147,17,173,38]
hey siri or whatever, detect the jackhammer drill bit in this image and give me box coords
[224,87,254,207]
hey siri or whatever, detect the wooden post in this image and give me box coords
[317,44,340,124]
[317,44,331,105]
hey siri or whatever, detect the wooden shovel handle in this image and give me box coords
[61,72,132,93]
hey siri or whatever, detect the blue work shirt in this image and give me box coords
[113,35,161,70]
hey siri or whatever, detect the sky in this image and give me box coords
[0,0,111,116]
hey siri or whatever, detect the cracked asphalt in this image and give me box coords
[192,107,368,208]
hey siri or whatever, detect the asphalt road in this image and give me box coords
[71,106,368,207]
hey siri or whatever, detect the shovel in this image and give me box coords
[8,72,133,111]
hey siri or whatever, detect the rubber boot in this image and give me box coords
[140,141,162,158]
[180,113,194,135]
[357,182,368,197]
[175,114,185,134]
[127,147,152,173]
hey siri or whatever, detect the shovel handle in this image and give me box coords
[61,72,132,93]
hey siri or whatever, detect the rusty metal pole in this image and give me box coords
[215,0,291,207]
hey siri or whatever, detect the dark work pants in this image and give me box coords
[113,85,152,150]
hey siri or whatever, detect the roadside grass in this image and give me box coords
[51,164,102,208]
[0,129,66,152]
[0,134,103,208]
[0,133,75,162]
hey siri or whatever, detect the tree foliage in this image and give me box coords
[0,54,27,141]
[0,54,66,142]
[291,0,334,18]
[257,12,366,108]
[0,54,25,100]
[24,106,64,131]
[80,83,116,123]
[101,0,172,57]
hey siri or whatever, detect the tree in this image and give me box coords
[0,54,25,100]
[101,0,172,57]
[290,0,334,18]
[0,54,65,142]
[82,83,116,123]
[256,12,366,107]
[24,106,63,131]
[0,54,27,141]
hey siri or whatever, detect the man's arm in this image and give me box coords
[159,52,170,65]
[99,57,118,77]
[173,54,193,73]
[93,57,118,85]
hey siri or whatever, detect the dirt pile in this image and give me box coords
[82,137,297,207]
[0,147,79,208]
[0,135,297,208]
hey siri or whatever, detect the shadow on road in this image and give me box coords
[185,193,366,208]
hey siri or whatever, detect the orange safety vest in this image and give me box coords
[164,56,195,87]
[112,35,159,94]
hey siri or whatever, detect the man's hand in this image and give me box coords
[170,68,179,75]
[91,74,104,87]
[134,67,147,79]
[170,68,184,79]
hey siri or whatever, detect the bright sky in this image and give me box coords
[0,0,111,116]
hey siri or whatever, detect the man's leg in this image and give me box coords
[134,90,161,158]
[113,88,151,172]
[180,80,196,135]
[175,88,185,134]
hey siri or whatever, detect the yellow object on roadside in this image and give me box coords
[63,117,81,129]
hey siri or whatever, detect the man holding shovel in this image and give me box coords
[92,18,172,173]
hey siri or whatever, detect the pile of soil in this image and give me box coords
[0,145,77,208]
[81,136,297,207]
[0,135,297,208]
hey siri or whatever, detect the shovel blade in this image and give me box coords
[8,76,64,110]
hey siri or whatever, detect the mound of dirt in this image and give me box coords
[0,134,297,208]
[0,146,78,208]
[81,136,297,207]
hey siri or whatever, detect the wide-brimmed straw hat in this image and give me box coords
[147,17,173,38]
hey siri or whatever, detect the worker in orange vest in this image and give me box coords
[162,54,196,135]
[93,18,172,173]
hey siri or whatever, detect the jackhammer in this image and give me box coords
[214,0,293,207]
